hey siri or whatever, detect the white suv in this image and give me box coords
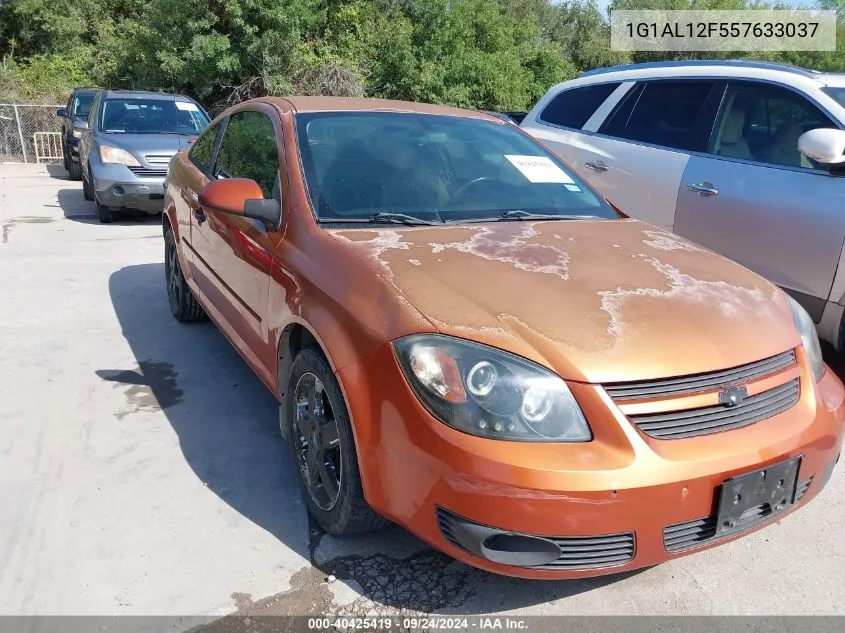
[522,60,845,348]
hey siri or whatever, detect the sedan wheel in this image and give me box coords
[286,348,389,535]
[292,372,342,511]
[164,227,206,323]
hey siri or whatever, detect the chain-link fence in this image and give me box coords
[0,104,64,163]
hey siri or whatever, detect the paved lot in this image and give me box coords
[1,163,844,620]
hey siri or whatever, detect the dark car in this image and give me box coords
[78,90,210,223]
[56,88,98,180]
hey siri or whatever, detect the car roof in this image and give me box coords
[571,59,845,90]
[258,96,495,120]
[101,90,195,102]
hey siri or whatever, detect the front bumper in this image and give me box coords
[91,163,165,213]
[338,344,845,579]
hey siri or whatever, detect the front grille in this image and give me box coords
[664,476,813,552]
[795,476,813,502]
[436,507,465,551]
[605,350,796,401]
[629,378,800,440]
[144,154,173,165]
[436,507,635,570]
[539,533,635,570]
[663,516,718,551]
[128,167,168,178]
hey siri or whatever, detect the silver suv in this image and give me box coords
[522,60,845,348]
[79,90,210,223]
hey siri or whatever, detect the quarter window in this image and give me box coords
[214,111,279,198]
[601,81,718,151]
[190,122,221,173]
[539,83,621,129]
[710,83,838,170]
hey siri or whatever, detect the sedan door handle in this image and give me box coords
[585,160,608,172]
[686,182,719,196]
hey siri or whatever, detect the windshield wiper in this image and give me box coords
[369,212,438,225]
[317,213,437,226]
[451,210,601,223]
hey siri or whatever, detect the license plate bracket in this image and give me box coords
[715,457,801,536]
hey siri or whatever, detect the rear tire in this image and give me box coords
[164,226,206,323]
[67,160,82,181]
[287,348,389,536]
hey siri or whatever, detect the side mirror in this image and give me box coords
[56,107,68,118]
[798,128,845,166]
[198,178,281,226]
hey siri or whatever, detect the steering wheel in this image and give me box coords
[451,176,496,204]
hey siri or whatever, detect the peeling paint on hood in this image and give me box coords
[328,220,799,383]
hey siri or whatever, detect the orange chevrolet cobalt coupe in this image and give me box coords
[162,97,843,578]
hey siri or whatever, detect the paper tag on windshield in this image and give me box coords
[175,102,199,112]
[505,155,574,184]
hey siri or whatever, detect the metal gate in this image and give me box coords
[0,104,64,163]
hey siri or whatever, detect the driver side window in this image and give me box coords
[709,83,838,171]
[214,111,280,199]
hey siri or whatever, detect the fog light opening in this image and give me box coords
[480,533,561,567]
[112,185,125,197]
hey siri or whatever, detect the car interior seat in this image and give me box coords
[715,109,753,160]
[764,120,805,168]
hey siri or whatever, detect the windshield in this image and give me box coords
[823,87,845,109]
[100,99,210,135]
[295,112,616,223]
[72,93,94,118]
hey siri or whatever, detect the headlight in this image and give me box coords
[99,145,141,167]
[72,129,83,139]
[787,296,825,382]
[393,334,591,442]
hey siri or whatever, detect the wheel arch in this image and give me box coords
[162,205,179,241]
[276,321,322,441]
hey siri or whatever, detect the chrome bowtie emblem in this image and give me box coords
[718,385,748,408]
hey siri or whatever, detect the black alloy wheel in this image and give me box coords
[292,372,343,511]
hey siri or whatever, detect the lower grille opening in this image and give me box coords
[436,506,635,570]
[664,477,812,553]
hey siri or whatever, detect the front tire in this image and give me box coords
[82,169,94,201]
[287,348,388,536]
[164,226,206,323]
[95,199,113,224]
[67,160,82,181]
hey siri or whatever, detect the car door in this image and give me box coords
[189,105,286,385]
[170,118,224,268]
[674,80,845,322]
[78,93,100,175]
[573,79,725,229]
[521,81,628,171]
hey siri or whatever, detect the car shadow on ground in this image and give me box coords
[46,163,68,180]
[57,187,162,225]
[103,263,310,564]
[106,263,639,615]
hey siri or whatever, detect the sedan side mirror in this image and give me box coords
[199,178,281,226]
[56,107,68,118]
[798,128,845,166]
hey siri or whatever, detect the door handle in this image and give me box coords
[585,160,608,172]
[686,182,719,196]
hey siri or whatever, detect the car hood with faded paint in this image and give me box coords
[328,219,800,384]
